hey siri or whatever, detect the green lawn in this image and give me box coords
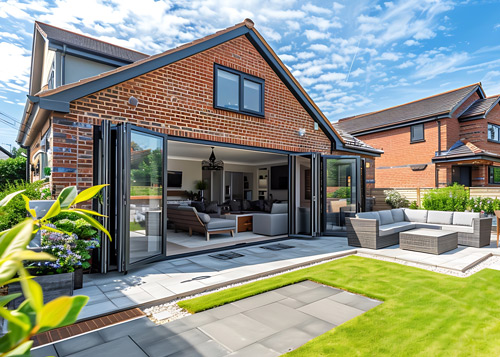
[178,256,500,356]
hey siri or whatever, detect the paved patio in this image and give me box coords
[32,280,382,357]
[76,234,500,321]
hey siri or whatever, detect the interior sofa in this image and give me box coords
[347,209,492,249]
[252,203,288,236]
[168,206,236,241]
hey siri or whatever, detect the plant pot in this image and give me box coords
[74,267,83,290]
[8,272,74,309]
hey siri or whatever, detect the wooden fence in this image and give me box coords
[368,187,500,211]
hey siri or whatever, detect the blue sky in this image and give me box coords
[1,0,500,150]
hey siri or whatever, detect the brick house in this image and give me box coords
[17,19,380,272]
[336,83,500,188]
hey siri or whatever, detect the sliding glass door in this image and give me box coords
[322,156,359,235]
[288,153,320,238]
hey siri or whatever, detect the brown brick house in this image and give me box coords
[336,83,500,188]
[17,19,381,272]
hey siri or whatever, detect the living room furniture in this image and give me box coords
[400,228,458,254]
[252,203,288,236]
[225,213,253,233]
[168,206,235,241]
[347,208,492,249]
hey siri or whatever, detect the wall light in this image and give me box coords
[298,128,306,137]
[128,96,139,107]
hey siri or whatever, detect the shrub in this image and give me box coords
[0,156,26,187]
[384,190,409,208]
[0,180,48,231]
[332,187,351,199]
[409,201,419,209]
[421,184,469,211]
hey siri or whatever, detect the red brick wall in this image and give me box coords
[46,35,340,191]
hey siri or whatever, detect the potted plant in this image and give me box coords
[195,180,208,200]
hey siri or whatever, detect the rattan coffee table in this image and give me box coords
[399,228,458,255]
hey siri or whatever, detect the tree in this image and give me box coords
[0,156,27,187]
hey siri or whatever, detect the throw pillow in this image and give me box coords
[242,199,251,211]
[191,201,205,212]
[229,200,241,211]
[205,201,218,213]
[197,213,211,224]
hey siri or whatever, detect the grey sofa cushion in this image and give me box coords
[356,211,380,221]
[391,209,405,222]
[176,205,196,212]
[439,224,474,234]
[379,221,415,236]
[427,211,453,225]
[378,210,394,225]
[206,218,236,231]
[453,212,479,226]
[271,203,288,214]
[404,209,428,223]
[197,213,211,224]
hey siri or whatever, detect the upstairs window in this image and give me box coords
[488,123,500,142]
[214,64,264,117]
[410,123,424,143]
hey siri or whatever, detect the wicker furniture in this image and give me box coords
[399,228,458,254]
[347,208,492,250]
[167,206,235,241]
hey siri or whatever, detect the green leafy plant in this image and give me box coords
[332,187,351,199]
[0,184,111,355]
[409,201,419,209]
[195,180,208,191]
[43,167,51,177]
[0,156,26,188]
[422,184,469,211]
[384,190,410,208]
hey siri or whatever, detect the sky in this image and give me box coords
[1,0,500,150]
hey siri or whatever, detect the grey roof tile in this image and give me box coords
[459,95,500,120]
[36,21,148,63]
[337,84,481,134]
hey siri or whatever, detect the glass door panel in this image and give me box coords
[289,153,319,237]
[323,157,359,235]
[128,130,165,265]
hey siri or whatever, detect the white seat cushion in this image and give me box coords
[379,221,415,236]
[378,210,395,225]
[404,209,428,223]
[453,212,479,226]
[440,225,474,234]
[427,211,453,225]
[356,211,380,221]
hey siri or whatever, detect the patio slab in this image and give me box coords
[34,281,381,356]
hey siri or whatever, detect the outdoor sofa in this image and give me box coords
[346,208,492,249]
[252,203,288,236]
[167,206,236,241]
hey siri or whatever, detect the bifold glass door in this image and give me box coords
[288,153,320,238]
[323,156,359,235]
[117,124,167,272]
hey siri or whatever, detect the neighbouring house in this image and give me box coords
[17,19,381,273]
[336,83,500,188]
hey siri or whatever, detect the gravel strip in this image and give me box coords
[144,251,500,325]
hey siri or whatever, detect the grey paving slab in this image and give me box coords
[138,328,211,357]
[199,313,277,351]
[260,327,316,354]
[129,319,193,346]
[231,291,286,310]
[294,316,335,336]
[272,283,312,297]
[279,297,309,309]
[31,344,58,357]
[78,300,116,320]
[167,339,230,357]
[242,302,311,331]
[65,336,147,357]
[98,317,157,342]
[180,310,219,328]
[293,285,343,304]
[329,291,383,311]
[54,331,104,356]
[299,297,365,325]
[199,303,243,320]
[227,343,279,357]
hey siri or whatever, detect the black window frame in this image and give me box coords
[410,123,425,143]
[213,64,265,117]
[489,166,500,184]
[488,123,500,143]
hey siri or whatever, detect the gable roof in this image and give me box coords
[0,146,14,160]
[35,21,148,63]
[459,95,500,121]
[19,19,356,153]
[337,83,485,135]
[332,123,383,154]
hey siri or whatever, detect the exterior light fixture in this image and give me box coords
[128,96,139,106]
[202,147,224,171]
[298,128,306,137]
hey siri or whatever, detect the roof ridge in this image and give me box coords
[35,21,149,57]
[337,83,480,123]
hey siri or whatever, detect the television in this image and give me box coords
[167,170,182,188]
[271,165,288,190]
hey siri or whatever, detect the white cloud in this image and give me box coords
[279,45,292,52]
[279,54,296,62]
[414,52,469,80]
[404,39,419,46]
[304,29,329,41]
[377,52,400,61]
[332,2,345,11]
[302,3,332,15]
[309,44,330,52]
[319,72,347,82]
[494,24,500,30]
[350,68,365,78]
[397,61,414,69]
[0,42,30,93]
[297,51,315,60]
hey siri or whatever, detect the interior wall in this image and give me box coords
[167,158,201,192]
